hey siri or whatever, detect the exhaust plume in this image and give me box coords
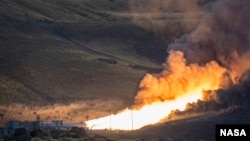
[134,50,227,107]
[166,68,250,121]
[168,0,250,78]
[2,0,249,131]
[135,0,250,115]
[86,0,250,130]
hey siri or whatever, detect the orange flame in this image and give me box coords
[86,51,227,130]
[87,91,202,130]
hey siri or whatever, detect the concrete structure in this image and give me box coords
[0,120,86,136]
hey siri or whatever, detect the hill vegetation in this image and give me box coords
[0,0,155,105]
[0,0,202,126]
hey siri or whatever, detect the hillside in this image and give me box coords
[0,0,204,126]
[0,0,159,105]
[1,1,249,141]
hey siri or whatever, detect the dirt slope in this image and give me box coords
[0,0,202,126]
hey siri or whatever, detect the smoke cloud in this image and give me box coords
[133,0,250,115]
[166,69,250,121]
[2,0,250,127]
[128,0,206,40]
[169,0,250,79]
[134,51,227,107]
